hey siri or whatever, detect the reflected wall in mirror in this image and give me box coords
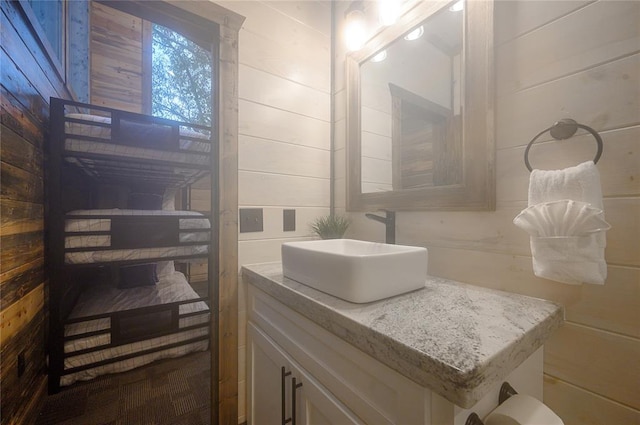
[347,0,495,211]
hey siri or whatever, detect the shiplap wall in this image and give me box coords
[1,1,78,423]
[90,2,145,113]
[335,1,639,424]
[213,1,332,421]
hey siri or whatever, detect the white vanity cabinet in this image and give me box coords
[249,323,363,425]
[244,263,562,425]
[247,284,431,425]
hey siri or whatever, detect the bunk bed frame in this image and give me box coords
[46,97,218,393]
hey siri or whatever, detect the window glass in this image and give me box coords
[27,0,63,61]
[152,24,212,127]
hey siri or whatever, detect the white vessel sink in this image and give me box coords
[281,239,428,303]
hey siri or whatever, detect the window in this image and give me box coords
[27,0,63,61]
[151,24,212,126]
[20,0,89,101]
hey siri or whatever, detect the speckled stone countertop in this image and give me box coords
[242,262,564,408]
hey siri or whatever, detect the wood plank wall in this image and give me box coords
[335,1,639,424]
[0,1,74,424]
[212,2,332,422]
[90,2,144,113]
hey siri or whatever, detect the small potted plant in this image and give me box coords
[310,214,350,239]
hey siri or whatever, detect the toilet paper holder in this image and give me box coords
[499,381,518,405]
[465,382,519,425]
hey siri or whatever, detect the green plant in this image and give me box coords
[310,214,350,239]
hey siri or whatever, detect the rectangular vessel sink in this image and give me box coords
[281,239,428,303]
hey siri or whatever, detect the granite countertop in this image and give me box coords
[242,262,563,408]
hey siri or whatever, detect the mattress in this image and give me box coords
[64,209,210,264]
[61,271,209,386]
[64,113,211,166]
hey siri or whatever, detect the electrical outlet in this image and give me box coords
[283,209,296,231]
[17,351,26,377]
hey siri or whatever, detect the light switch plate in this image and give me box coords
[239,208,263,233]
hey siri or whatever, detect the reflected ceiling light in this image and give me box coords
[371,50,387,63]
[378,0,400,26]
[449,0,464,12]
[403,25,424,41]
[344,2,367,51]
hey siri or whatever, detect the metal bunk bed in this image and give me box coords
[46,97,217,393]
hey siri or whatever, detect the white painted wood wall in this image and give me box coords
[335,1,640,424]
[213,1,332,421]
[225,0,637,423]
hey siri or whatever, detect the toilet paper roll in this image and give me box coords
[484,394,564,425]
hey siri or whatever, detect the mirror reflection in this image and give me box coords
[360,5,463,193]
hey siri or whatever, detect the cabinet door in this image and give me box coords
[248,323,292,425]
[292,363,364,425]
[249,322,363,425]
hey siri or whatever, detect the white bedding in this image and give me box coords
[61,271,209,386]
[64,209,210,264]
[64,113,211,165]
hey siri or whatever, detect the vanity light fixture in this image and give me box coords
[370,50,387,63]
[403,25,424,41]
[449,0,464,12]
[378,0,400,26]
[344,1,367,51]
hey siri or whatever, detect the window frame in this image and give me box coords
[95,1,219,117]
[17,0,67,83]
[17,0,89,101]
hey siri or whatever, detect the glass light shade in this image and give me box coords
[378,0,400,26]
[403,25,424,41]
[344,9,367,51]
[449,0,464,12]
[371,50,387,62]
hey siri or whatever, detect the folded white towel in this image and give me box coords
[514,200,610,237]
[514,161,610,285]
[529,161,604,208]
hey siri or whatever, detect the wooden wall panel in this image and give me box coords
[497,127,639,201]
[494,1,592,45]
[237,207,330,242]
[544,375,640,425]
[1,0,73,423]
[496,54,639,150]
[239,65,330,122]
[239,135,330,179]
[423,247,640,339]
[496,1,639,96]
[0,309,47,425]
[217,2,332,421]
[216,0,330,90]
[239,171,330,207]
[545,323,640,410]
[90,2,144,113]
[239,99,330,150]
[340,1,640,423]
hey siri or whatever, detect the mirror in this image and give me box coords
[346,0,495,211]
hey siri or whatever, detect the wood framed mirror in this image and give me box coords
[346,0,495,211]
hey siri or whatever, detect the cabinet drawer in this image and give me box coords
[248,284,432,425]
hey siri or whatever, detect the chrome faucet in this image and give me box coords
[365,210,395,244]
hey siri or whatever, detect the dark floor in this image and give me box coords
[37,351,211,425]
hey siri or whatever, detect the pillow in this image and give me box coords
[116,264,158,289]
[156,261,175,278]
[127,192,163,210]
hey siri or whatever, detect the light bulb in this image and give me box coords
[344,9,367,51]
[378,0,400,26]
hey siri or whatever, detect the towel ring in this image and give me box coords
[524,119,603,172]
